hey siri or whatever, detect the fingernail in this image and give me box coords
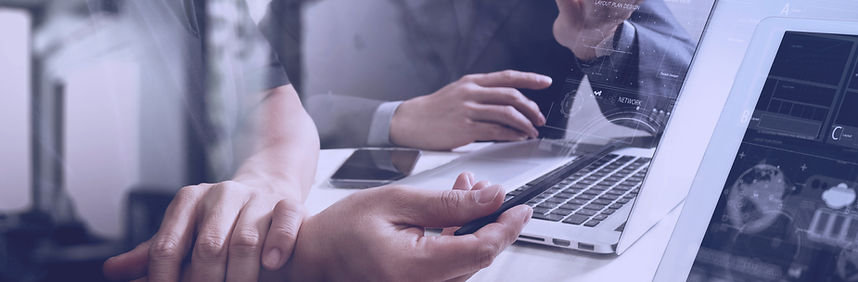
[263,248,282,268]
[467,173,476,186]
[475,185,501,204]
[542,76,553,85]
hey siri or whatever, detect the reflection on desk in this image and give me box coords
[307,143,682,282]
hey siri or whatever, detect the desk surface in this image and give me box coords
[305,144,682,282]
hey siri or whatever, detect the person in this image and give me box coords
[262,0,695,149]
[101,0,531,281]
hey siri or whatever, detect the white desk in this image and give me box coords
[305,144,683,282]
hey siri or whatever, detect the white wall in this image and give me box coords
[31,8,188,237]
[63,50,141,238]
[0,9,32,212]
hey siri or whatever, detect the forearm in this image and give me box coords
[306,94,385,148]
[234,84,320,200]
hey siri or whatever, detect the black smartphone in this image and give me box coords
[329,148,421,189]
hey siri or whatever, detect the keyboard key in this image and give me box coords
[617,198,630,204]
[577,194,595,200]
[600,194,619,200]
[604,176,623,183]
[533,213,564,222]
[593,214,609,221]
[545,197,566,204]
[606,189,625,196]
[593,199,613,205]
[615,185,634,192]
[533,207,551,215]
[551,208,575,217]
[565,186,584,192]
[576,209,597,216]
[603,208,618,215]
[569,198,589,205]
[563,215,590,225]
[583,203,606,211]
[592,184,611,190]
[560,203,582,210]
[609,203,623,209]
[537,202,560,210]
[584,220,601,227]
[581,190,601,196]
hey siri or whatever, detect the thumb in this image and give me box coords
[103,240,151,281]
[386,184,505,228]
[261,199,304,271]
[452,172,476,191]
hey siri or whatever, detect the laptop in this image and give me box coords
[655,18,858,281]
[395,0,718,254]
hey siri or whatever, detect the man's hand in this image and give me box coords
[554,0,644,61]
[268,172,533,281]
[103,181,305,282]
[390,70,551,151]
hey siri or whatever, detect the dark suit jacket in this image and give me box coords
[261,0,695,148]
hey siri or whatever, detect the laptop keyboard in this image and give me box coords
[505,154,650,227]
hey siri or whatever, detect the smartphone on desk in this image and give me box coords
[329,148,421,189]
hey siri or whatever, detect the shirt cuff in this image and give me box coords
[367,101,403,146]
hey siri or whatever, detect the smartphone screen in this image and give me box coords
[330,149,421,186]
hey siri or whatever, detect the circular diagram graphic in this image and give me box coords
[727,163,789,234]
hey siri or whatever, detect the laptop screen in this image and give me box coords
[540,0,716,150]
[685,31,858,281]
